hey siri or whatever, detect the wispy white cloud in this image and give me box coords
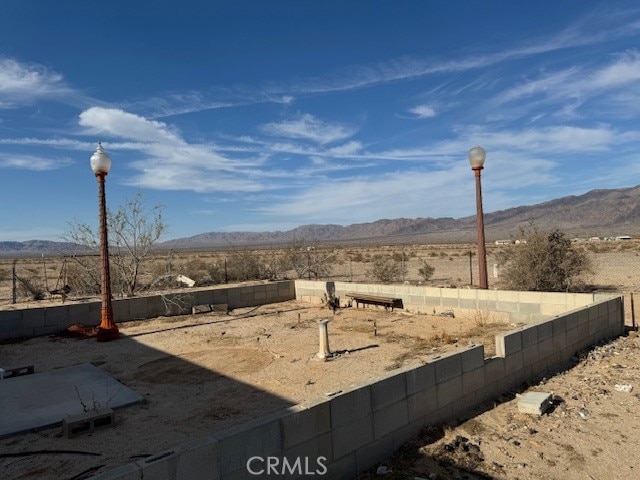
[0,58,71,108]
[0,153,72,171]
[407,104,437,119]
[257,150,558,225]
[261,113,356,144]
[327,140,363,155]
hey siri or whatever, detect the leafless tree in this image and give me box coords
[65,192,165,297]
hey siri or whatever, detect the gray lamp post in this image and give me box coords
[90,143,119,341]
[468,146,489,290]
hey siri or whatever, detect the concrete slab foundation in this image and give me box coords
[0,363,144,438]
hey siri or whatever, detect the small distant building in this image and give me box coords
[514,239,527,245]
[615,235,632,241]
[589,236,602,242]
[495,240,514,245]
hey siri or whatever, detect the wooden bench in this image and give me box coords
[346,293,403,311]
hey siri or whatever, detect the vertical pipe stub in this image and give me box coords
[316,318,332,360]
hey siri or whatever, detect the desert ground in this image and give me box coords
[1,240,639,480]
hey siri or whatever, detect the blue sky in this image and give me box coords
[1,1,640,242]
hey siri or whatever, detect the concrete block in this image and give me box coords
[517,302,541,316]
[283,432,332,471]
[355,433,395,474]
[565,327,579,347]
[518,291,542,303]
[496,301,519,313]
[424,404,454,427]
[552,315,567,335]
[128,297,148,319]
[462,366,485,395]
[135,450,180,480]
[436,375,463,408]
[477,300,498,311]
[521,344,539,367]
[552,331,567,352]
[22,309,45,329]
[330,386,371,428]
[536,320,553,340]
[589,317,604,335]
[495,330,522,357]
[521,325,538,349]
[146,295,164,317]
[484,357,505,384]
[325,453,357,480]
[62,408,114,438]
[392,420,425,449]
[459,298,478,309]
[220,417,282,474]
[371,372,406,411]
[282,402,330,449]
[531,357,549,376]
[34,325,61,337]
[175,435,220,480]
[504,351,523,376]
[44,306,69,327]
[332,414,373,459]
[598,301,609,318]
[577,309,589,325]
[373,399,408,439]
[0,318,22,334]
[461,345,485,373]
[565,312,578,330]
[409,295,426,305]
[111,300,129,321]
[68,303,97,325]
[451,392,477,417]
[405,362,436,395]
[588,305,600,321]
[407,385,438,420]
[609,310,623,326]
[433,351,463,383]
[517,391,552,415]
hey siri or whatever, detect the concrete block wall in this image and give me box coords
[295,280,601,322]
[91,294,624,480]
[0,281,295,340]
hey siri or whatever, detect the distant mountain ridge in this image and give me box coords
[163,185,640,247]
[2,186,640,255]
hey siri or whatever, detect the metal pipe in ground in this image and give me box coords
[631,292,636,330]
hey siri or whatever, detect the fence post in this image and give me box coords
[12,259,17,304]
[631,292,636,330]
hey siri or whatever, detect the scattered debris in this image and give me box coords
[376,465,393,475]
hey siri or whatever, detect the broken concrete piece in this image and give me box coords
[614,384,633,393]
[176,274,196,287]
[62,408,115,438]
[517,392,552,415]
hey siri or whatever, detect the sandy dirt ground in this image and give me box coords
[0,301,509,480]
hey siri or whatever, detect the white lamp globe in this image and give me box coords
[468,146,486,169]
[90,143,112,175]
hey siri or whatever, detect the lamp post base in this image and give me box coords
[96,326,120,342]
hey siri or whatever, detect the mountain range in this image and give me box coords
[2,185,639,255]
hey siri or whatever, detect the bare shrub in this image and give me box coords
[370,259,407,283]
[16,274,47,300]
[226,250,263,281]
[499,225,592,292]
[418,260,435,281]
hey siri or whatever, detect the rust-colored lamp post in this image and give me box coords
[468,146,489,290]
[90,143,119,342]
